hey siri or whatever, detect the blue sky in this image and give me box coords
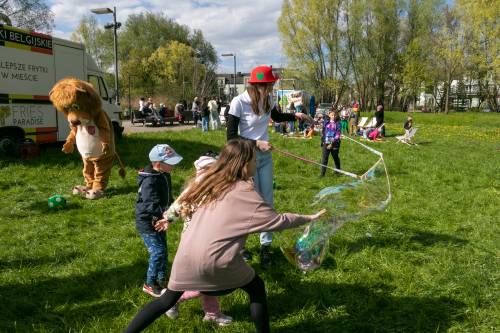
[47,0,456,74]
[47,0,284,73]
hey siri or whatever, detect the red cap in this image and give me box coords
[247,65,279,84]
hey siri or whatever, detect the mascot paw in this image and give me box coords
[72,185,90,195]
[85,189,104,200]
[62,142,74,154]
[101,143,110,155]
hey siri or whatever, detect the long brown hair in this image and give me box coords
[178,138,256,219]
[247,83,273,115]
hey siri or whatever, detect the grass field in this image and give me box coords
[0,112,498,332]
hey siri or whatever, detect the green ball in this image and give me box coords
[48,195,67,210]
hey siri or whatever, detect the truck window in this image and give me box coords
[87,75,109,101]
[98,77,109,101]
[88,75,100,94]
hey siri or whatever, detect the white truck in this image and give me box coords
[0,24,123,150]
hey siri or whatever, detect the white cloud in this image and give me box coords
[47,0,285,73]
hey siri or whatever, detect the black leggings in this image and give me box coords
[320,144,340,175]
[124,274,269,333]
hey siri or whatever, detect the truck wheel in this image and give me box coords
[0,127,25,154]
[113,122,123,141]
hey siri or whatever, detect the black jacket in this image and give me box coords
[226,107,296,141]
[201,104,210,117]
[135,164,172,233]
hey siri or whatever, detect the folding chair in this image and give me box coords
[357,117,368,129]
[365,117,377,128]
[396,127,418,145]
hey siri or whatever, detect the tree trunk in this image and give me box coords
[444,80,450,114]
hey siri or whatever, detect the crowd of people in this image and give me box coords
[275,99,386,141]
[137,96,223,130]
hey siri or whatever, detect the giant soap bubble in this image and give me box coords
[277,136,391,271]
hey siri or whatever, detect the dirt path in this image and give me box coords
[122,120,193,134]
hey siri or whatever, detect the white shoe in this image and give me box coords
[165,304,179,319]
[203,313,233,326]
[72,185,89,195]
[85,189,104,200]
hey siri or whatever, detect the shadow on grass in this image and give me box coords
[0,261,146,332]
[0,251,81,269]
[0,252,82,269]
[269,281,464,332]
[104,184,138,197]
[0,134,223,171]
[28,200,83,214]
[237,256,465,332]
[342,227,468,255]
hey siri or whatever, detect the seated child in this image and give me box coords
[303,125,314,138]
[136,144,182,297]
[368,127,380,141]
[404,116,413,135]
[157,152,232,326]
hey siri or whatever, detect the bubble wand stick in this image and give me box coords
[272,147,358,179]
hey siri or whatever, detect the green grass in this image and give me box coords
[1,112,499,332]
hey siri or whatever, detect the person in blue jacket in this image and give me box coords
[136,144,182,297]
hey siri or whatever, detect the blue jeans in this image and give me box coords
[139,231,167,285]
[254,149,274,246]
[202,116,209,132]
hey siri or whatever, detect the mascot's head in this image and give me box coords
[49,78,102,126]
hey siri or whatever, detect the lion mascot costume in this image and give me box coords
[49,78,126,199]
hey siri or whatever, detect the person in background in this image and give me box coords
[404,116,413,133]
[139,97,147,113]
[375,100,385,136]
[288,101,296,134]
[340,106,350,134]
[174,100,185,124]
[191,97,200,128]
[208,96,221,130]
[309,95,316,118]
[158,103,167,124]
[201,97,210,132]
[320,110,341,176]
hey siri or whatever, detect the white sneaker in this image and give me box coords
[165,304,179,319]
[203,313,233,326]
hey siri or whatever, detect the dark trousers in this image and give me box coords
[124,274,269,333]
[320,142,340,175]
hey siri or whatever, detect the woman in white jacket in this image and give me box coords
[226,65,312,267]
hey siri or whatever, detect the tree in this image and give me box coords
[400,0,443,111]
[278,0,349,104]
[71,15,114,73]
[456,0,499,112]
[118,12,218,101]
[0,0,53,32]
[146,41,207,102]
[278,0,402,110]
[431,5,465,113]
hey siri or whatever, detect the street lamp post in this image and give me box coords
[128,74,137,118]
[221,53,236,100]
[91,7,121,105]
